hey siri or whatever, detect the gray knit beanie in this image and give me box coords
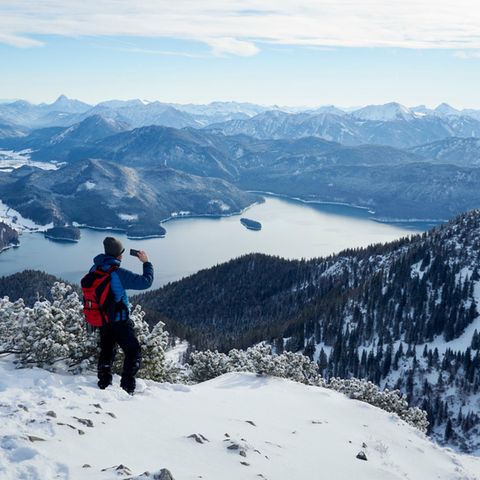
[103,236,125,257]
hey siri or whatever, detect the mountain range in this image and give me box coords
[3,96,480,146]
[2,97,480,235]
[5,116,480,222]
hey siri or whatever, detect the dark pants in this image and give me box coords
[98,319,141,393]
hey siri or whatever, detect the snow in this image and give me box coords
[351,103,418,122]
[78,181,96,191]
[165,341,189,363]
[0,149,58,172]
[208,199,231,212]
[1,358,479,480]
[0,199,53,232]
[170,211,191,217]
[118,213,139,221]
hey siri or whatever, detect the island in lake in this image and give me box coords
[240,217,262,231]
[44,226,81,242]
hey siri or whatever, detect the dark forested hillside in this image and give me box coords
[0,270,73,305]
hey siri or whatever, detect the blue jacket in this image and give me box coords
[91,254,154,321]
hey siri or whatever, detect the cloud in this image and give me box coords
[0,33,43,48]
[1,1,480,56]
[207,37,260,57]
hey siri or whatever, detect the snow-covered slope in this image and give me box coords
[1,359,479,480]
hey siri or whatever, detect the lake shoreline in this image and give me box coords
[248,190,446,225]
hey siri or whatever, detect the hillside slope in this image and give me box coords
[1,359,479,480]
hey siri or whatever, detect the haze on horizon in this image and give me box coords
[1,1,479,108]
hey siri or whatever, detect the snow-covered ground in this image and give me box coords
[0,200,53,233]
[0,149,59,172]
[1,358,479,480]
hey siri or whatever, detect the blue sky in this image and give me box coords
[1,1,480,108]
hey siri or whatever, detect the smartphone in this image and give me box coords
[130,248,140,257]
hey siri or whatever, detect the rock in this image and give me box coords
[73,417,94,428]
[26,435,45,442]
[362,442,368,448]
[46,411,57,418]
[131,468,175,480]
[57,422,77,430]
[187,433,209,444]
[239,450,247,457]
[78,429,85,435]
[356,451,368,461]
[224,433,230,438]
[154,469,175,480]
[240,461,250,467]
[102,464,133,476]
[82,464,91,468]
[107,412,117,418]
[17,404,28,412]
[227,443,240,450]
[91,403,102,409]
[245,420,256,426]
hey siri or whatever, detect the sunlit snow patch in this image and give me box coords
[0,200,53,232]
[118,213,139,221]
[0,149,59,172]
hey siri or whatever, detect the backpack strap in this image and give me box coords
[95,266,118,309]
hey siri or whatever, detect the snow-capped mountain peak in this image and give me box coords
[351,102,417,121]
[434,102,461,117]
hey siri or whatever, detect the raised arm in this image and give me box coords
[118,253,154,290]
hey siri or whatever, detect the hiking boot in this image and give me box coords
[97,367,113,390]
[120,376,135,395]
[98,377,112,389]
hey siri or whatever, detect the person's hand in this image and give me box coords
[137,250,149,263]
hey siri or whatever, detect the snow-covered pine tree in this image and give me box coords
[327,377,429,432]
[0,283,176,381]
[0,282,97,369]
[190,343,324,386]
[189,350,231,382]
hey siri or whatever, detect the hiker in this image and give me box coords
[86,236,154,394]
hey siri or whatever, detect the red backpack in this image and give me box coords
[81,266,118,327]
